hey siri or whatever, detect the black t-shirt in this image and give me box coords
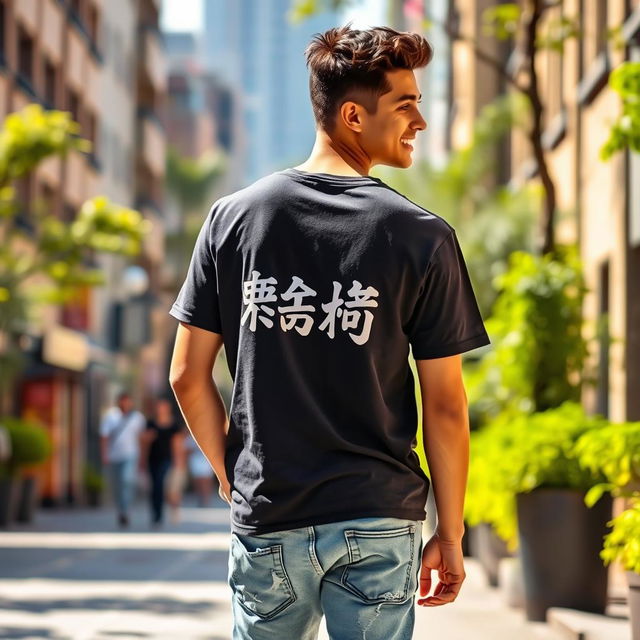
[169,167,491,535]
[146,419,181,466]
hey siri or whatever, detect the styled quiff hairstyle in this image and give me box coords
[304,22,433,134]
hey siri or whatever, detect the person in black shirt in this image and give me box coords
[140,396,183,528]
[169,22,491,640]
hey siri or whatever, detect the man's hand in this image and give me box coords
[218,479,232,505]
[417,532,466,606]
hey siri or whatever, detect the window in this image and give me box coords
[44,57,57,107]
[18,26,34,84]
[595,0,607,55]
[87,3,99,45]
[86,110,99,163]
[0,2,5,64]
[67,88,80,125]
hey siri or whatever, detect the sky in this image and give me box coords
[160,0,388,33]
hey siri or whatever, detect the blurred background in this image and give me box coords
[0,1,639,639]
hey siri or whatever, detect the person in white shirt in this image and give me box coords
[99,391,146,528]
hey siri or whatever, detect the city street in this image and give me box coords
[0,495,565,640]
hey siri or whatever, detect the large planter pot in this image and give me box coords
[468,521,514,587]
[0,475,19,527]
[516,487,613,622]
[15,475,39,523]
[628,570,640,640]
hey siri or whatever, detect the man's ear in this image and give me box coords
[340,101,363,132]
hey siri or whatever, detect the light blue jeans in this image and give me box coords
[109,457,137,516]
[228,516,424,640]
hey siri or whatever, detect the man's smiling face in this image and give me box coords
[358,68,427,169]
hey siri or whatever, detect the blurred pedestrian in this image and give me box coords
[184,432,215,507]
[100,390,146,529]
[166,422,187,524]
[139,396,183,528]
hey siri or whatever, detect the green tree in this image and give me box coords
[0,104,151,406]
[600,61,640,160]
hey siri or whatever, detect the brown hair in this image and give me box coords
[304,22,433,134]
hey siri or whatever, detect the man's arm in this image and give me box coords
[415,353,469,542]
[168,322,231,501]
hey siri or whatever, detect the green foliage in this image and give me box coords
[573,420,640,507]
[287,0,356,24]
[466,245,591,418]
[482,4,521,40]
[600,499,640,573]
[0,104,90,186]
[83,463,105,493]
[166,146,226,213]
[535,16,581,53]
[465,402,610,551]
[600,62,640,160]
[465,411,520,551]
[0,416,52,476]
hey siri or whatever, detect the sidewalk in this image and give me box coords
[0,495,566,640]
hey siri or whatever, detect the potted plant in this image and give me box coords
[83,463,105,507]
[0,417,52,525]
[475,402,613,622]
[600,499,640,640]
[573,420,640,639]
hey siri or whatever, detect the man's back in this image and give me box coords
[169,167,489,535]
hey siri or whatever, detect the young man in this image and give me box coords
[100,390,146,529]
[169,23,490,640]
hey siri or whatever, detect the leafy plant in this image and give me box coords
[600,498,640,574]
[600,62,640,160]
[0,416,52,477]
[83,463,105,493]
[465,402,610,550]
[573,420,640,507]
[466,245,594,418]
[465,410,520,551]
[573,420,640,573]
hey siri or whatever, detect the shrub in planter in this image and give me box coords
[0,417,52,524]
[471,402,613,621]
[601,499,640,640]
[573,421,640,640]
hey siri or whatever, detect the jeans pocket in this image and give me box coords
[229,532,297,619]
[341,523,417,605]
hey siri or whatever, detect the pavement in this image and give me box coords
[0,493,568,640]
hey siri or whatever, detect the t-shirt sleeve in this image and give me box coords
[408,229,491,360]
[99,411,112,437]
[169,204,223,334]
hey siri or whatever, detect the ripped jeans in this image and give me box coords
[228,516,424,640]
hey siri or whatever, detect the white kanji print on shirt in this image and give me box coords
[241,270,379,345]
[240,270,278,331]
[277,276,318,336]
